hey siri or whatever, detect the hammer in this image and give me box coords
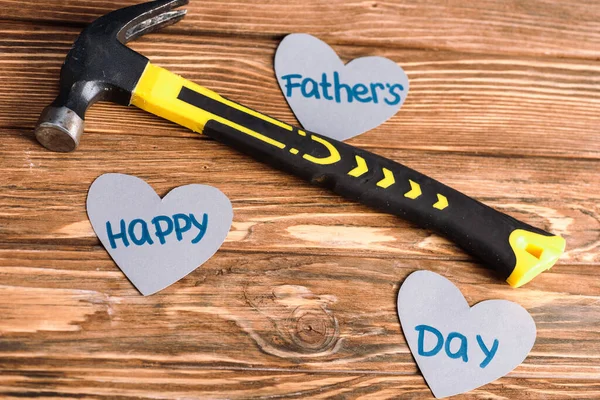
[35,0,565,287]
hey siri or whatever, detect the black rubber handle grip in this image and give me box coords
[176,86,566,287]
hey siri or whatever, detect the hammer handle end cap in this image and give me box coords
[506,230,566,288]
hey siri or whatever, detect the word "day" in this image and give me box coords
[416,325,500,369]
[281,72,405,105]
[105,213,208,249]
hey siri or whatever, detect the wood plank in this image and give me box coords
[1,0,599,59]
[2,130,598,265]
[1,369,599,400]
[1,23,598,159]
[0,250,599,398]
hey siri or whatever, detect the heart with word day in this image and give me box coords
[397,270,537,398]
[87,173,233,296]
[274,33,410,142]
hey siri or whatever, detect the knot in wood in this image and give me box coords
[289,305,339,352]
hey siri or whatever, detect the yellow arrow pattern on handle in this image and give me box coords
[404,180,422,199]
[348,155,368,177]
[377,168,395,188]
[344,155,448,210]
[433,194,449,210]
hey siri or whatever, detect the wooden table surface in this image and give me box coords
[1,1,599,398]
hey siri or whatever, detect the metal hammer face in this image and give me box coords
[35,0,188,152]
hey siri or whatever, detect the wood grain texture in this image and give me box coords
[1,0,600,59]
[2,23,599,159]
[1,0,599,399]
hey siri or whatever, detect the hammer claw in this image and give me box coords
[120,0,189,43]
[124,9,188,42]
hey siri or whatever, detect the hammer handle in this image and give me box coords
[131,63,565,287]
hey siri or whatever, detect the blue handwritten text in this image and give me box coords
[281,72,404,105]
[106,213,208,249]
[415,324,499,369]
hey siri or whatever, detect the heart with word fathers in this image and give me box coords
[275,33,409,141]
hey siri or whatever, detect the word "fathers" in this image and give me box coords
[105,213,208,249]
[281,72,405,105]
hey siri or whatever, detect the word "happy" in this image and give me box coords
[281,72,405,105]
[105,213,208,249]
[416,325,499,369]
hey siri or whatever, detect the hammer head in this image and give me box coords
[35,0,188,152]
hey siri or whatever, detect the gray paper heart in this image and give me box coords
[275,33,409,141]
[398,271,536,398]
[87,173,233,296]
